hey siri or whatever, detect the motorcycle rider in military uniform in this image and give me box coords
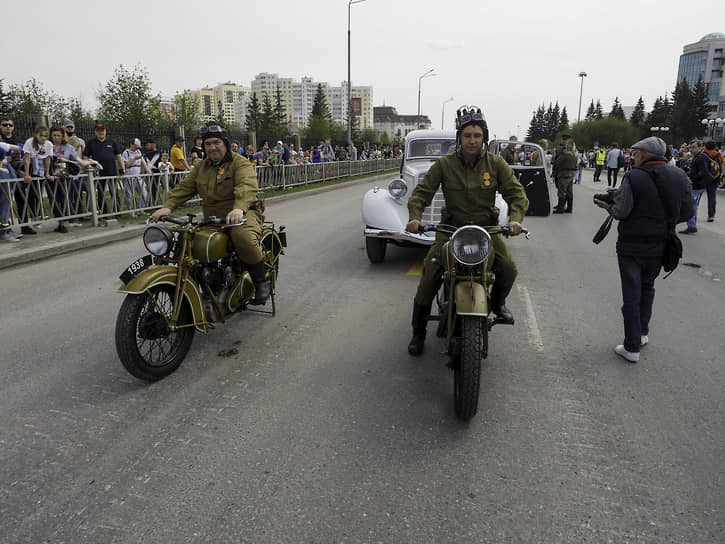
[405,106,530,355]
[151,122,269,305]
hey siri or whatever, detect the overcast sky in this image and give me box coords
[3,0,719,139]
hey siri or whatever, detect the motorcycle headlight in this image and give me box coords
[388,179,407,198]
[143,225,173,256]
[450,225,492,266]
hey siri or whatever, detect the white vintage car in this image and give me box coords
[361,130,509,263]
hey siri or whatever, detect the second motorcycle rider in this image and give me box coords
[404,105,529,355]
[151,122,269,304]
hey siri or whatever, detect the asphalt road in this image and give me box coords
[1,172,724,543]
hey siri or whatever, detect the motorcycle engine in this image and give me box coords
[199,264,227,294]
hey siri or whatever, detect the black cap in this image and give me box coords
[175,135,185,142]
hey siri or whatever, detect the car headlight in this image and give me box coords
[143,225,174,256]
[450,225,492,266]
[388,179,407,198]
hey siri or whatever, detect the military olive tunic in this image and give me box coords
[162,153,264,264]
[408,150,529,305]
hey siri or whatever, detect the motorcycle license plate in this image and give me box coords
[120,254,153,284]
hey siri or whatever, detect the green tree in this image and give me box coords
[570,117,640,149]
[670,81,692,143]
[630,96,646,128]
[4,78,74,122]
[594,100,604,120]
[585,100,596,121]
[559,106,569,134]
[260,93,275,138]
[610,97,625,120]
[691,77,711,135]
[173,90,201,133]
[302,114,330,141]
[380,131,391,145]
[274,84,286,128]
[526,104,546,141]
[310,84,331,120]
[97,64,159,129]
[359,128,378,144]
[246,92,261,133]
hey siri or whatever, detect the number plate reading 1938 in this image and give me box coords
[120,254,153,284]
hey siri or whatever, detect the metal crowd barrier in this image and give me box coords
[0,159,400,228]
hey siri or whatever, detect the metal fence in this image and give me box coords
[0,158,400,228]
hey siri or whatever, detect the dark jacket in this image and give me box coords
[689,151,713,189]
[612,158,692,257]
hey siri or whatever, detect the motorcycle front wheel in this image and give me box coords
[115,285,195,381]
[453,315,485,421]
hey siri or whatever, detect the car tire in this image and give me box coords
[365,236,387,264]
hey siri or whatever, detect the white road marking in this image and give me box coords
[518,285,544,352]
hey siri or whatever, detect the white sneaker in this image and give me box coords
[615,344,640,363]
[641,335,648,347]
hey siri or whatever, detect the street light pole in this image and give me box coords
[417,68,436,128]
[347,0,366,149]
[577,71,587,123]
[441,97,454,129]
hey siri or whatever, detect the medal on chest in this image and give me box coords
[482,172,491,187]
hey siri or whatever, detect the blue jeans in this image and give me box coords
[1,164,17,231]
[574,163,584,183]
[686,188,705,230]
[618,254,662,353]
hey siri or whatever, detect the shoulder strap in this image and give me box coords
[638,166,675,228]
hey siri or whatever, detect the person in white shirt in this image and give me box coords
[19,125,54,234]
[122,138,150,214]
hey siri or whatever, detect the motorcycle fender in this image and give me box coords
[118,265,208,332]
[455,282,488,316]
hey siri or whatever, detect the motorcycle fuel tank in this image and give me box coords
[192,228,230,264]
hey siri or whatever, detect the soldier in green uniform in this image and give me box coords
[552,134,578,213]
[151,122,269,305]
[405,106,530,355]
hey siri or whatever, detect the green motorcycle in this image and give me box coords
[422,223,529,420]
[115,214,286,381]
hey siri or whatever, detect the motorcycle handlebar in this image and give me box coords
[417,223,530,239]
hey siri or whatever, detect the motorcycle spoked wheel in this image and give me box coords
[115,285,195,381]
[453,315,486,421]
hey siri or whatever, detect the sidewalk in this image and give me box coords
[0,174,381,271]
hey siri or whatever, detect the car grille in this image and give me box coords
[421,189,444,224]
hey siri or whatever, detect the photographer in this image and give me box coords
[593,137,691,363]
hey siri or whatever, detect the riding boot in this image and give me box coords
[565,197,573,213]
[247,260,270,305]
[490,286,514,324]
[408,302,432,356]
[552,200,565,214]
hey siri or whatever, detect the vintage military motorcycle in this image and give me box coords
[420,223,529,420]
[115,214,287,381]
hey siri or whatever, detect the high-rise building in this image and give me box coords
[192,82,251,125]
[677,33,725,109]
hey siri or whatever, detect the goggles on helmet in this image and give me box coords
[200,123,225,136]
[455,106,486,131]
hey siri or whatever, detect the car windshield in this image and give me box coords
[407,139,456,159]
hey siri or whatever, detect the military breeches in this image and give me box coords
[228,209,264,264]
[202,205,265,264]
[556,171,574,202]
[414,234,518,305]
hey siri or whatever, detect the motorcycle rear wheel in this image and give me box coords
[115,285,195,381]
[454,316,484,421]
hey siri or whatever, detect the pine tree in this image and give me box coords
[245,92,261,133]
[559,106,569,133]
[260,93,274,139]
[585,100,596,121]
[594,100,604,120]
[671,81,692,143]
[630,96,646,127]
[310,84,331,120]
[526,105,546,141]
[692,77,711,132]
[610,97,625,120]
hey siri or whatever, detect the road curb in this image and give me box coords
[0,171,393,271]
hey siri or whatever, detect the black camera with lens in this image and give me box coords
[593,188,616,204]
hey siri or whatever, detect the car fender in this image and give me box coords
[362,188,408,232]
[118,265,209,332]
[455,281,488,316]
